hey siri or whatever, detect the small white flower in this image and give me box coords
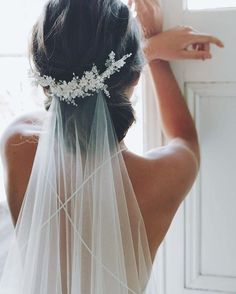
[29,51,132,106]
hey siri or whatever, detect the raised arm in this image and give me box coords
[128,1,224,226]
[129,0,223,168]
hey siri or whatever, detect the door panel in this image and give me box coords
[185,83,236,293]
[155,1,236,294]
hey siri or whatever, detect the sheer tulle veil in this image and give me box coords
[0,0,158,293]
[0,91,157,293]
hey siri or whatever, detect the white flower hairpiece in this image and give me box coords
[29,51,132,106]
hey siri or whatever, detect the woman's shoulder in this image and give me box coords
[124,138,199,209]
[0,111,46,163]
[1,111,46,224]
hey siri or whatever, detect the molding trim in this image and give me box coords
[184,82,236,293]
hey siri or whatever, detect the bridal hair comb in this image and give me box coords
[29,51,132,106]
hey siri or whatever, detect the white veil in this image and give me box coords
[0,90,157,293]
[0,0,158,292]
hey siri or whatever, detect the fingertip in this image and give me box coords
[215,39,224,48]
[201,52,212,60]
[208,36,224,48]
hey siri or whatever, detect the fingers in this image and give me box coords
[182,28,223,60]
[193,42,210,54]
[181,50,212,60]
[190,33,224,48]
[192,43,197,50]
[203,42,210,54]
[181,26,224,48]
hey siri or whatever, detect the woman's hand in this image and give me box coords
[128,0,163,38]
[143,26,224,62]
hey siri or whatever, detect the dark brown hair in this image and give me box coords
[30,0,145,142]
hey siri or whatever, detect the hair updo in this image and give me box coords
[30,0,145,142]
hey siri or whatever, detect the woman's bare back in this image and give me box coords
[1,111,199,261]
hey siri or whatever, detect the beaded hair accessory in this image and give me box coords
[29,51,132,106]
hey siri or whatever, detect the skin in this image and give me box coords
[1,1,224,261]
[1,108,197,262]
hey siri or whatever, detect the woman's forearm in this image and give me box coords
[134,0,223,164]
[148,60,200,155]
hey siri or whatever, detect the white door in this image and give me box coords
[150,1,236,294]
